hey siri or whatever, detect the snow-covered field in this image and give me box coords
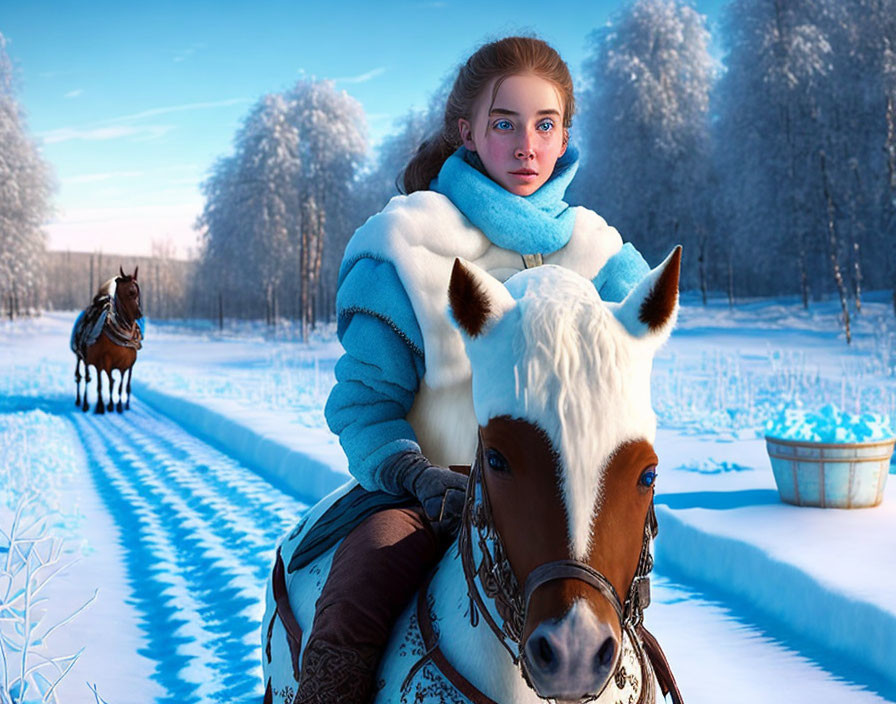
[1,294,895,703]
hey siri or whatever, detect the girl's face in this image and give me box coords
[458,73,568,197]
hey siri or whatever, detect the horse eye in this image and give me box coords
[639,466,657,488]
[485,449,510,474]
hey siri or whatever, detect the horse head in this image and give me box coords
[449,248,680,702]
[116,266,143,322]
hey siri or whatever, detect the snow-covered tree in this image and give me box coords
[714,0,836,304]
[714,0,896,327]
[575,0,715,292]
[196,79,366,334]
[0,33,52,318]
[351,71,452,226]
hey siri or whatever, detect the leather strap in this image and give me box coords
[637,624,685,704]
[410,571,500,704]
[271,546,304,681]
[523,560,624,623]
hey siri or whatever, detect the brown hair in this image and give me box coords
[401,36,576,194]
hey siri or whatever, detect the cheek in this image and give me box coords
[479,139,507,168]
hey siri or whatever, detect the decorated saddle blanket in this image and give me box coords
[285,480,414,574]
[70,294,113,355]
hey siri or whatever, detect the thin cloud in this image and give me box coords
[98,98,250,124]
[64,170,145,184]
[39,99,248,144]
[333,67,387,84]
[64,89,84,99]
[39,69,76,79]
[40,125,174,144]
[64,164,197,184]
[173,42,207,63]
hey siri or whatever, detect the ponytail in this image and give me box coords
[401,133,459,194]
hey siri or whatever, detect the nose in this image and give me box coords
[522,603,619,699]
[515,130,536,160]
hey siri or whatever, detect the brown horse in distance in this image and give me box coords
[72,267,143,414]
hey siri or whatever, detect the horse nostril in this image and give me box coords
[596,636,616,669]
[534,635,558,672]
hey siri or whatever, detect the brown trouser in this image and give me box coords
[296,506,443,703]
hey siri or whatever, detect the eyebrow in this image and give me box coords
[489,108,561,117]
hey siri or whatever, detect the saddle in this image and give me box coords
[71,286,143,355]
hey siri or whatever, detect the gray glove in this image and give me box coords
[381,450,468,538]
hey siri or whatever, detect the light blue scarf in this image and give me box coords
[430,145,580,255]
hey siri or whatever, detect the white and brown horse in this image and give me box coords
[263,248,682,704]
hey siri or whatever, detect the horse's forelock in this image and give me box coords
[480,268,657,559]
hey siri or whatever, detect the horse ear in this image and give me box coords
[119,265,126,278]
[448,258,515,338]
[133,266,138,281]
[610,246,681,342]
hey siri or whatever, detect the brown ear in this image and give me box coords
[638,246,681,331]
[612,246,680,341]
[133,266,139,281]
[447,258,515,339]
[119,265,126,278]
[449,259,490,338]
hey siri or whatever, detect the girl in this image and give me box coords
[296,35,649,703]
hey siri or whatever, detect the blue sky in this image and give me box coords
[3,0,725,259]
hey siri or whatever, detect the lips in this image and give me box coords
[510,169,537,175]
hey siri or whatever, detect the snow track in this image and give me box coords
[71,404,304,704]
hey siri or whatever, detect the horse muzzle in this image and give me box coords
[520,560,624,701]
[521,599,619,701]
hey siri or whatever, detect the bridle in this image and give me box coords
[457,431,658,698]
[104,278,143,350]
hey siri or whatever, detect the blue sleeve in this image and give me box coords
[324,257,426,493]
[593,242,650,303]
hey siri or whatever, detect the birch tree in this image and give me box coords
[196,79,366,332]
[287,79,366,337]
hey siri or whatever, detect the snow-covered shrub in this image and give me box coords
[0,496,95,704]
[0,412,80,520]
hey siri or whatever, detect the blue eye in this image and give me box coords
[493,119,513,131]
[537,120,554,131]
[486,449,510,474]
[639,467,657,488]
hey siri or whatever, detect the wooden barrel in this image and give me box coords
[765,436,895,508]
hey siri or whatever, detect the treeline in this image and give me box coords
[43,250,193,319]
[5,3,896,332]
[572,0,896,342]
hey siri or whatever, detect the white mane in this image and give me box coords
[461,265,663,559]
